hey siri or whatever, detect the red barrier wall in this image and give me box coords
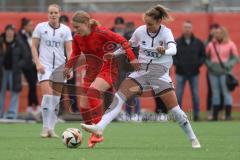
[1,12,240,47]
[1,12,240,113]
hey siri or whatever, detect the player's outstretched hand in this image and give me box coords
[36,63,45,74]
[157,46,166,55]
[103,52,116,61]
[130,58,141,71]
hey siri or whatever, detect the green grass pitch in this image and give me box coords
[0,122,239,160]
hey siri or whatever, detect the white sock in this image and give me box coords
[41,95,52,129]
[97,92,126,130]
[169,105,197,140]
[48,95,60,131]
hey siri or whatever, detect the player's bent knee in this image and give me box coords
[158,90,178,110]
[39,81,53,95]
[120,78,142,96]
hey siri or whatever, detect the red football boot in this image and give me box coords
[88,133,104,148]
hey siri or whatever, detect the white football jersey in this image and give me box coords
[32,22,72,69]
[130,24,175,68]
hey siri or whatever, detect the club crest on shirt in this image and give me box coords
[44,30,48,34]
[159,41,164,46]
[141,41,146,45]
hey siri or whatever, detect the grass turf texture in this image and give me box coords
[0,122,239,160]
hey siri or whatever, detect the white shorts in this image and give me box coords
[128,62,174,95]
[37,64,66,83]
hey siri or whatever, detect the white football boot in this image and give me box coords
[80,123,103,136]
[48,130,59,138]
[40,127,49,138]
[191,138,201,149]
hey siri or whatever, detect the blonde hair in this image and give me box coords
[145,4,173,22]
[72,11,100,28]
[48,4,61,12]
[218,26,229,42]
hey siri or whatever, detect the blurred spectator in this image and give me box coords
[124,22,141,121]
[0,24,26,119]
[124,22,135,40]
[18,18,40,120]
[125,97,142,122]
[111,16,125,36]
[59,15,69,25]
[111,19,142,121]
[173,21,206,121]
[59,15,79,115]
[206,24,221,44]
[205,26,239,121]
[205,23,225,120]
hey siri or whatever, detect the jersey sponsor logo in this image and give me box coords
[45,40,61,48]
[144,49,161,58]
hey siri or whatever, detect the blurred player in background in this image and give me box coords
[64,10,137,148]
[81,4,201,149]
[31,4,72,138]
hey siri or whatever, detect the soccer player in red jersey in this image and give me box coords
[65,11,138,148]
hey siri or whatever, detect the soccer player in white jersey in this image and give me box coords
[81,4,201,148]
[31,4,72,138]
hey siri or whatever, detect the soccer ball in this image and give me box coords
[62,128,83,148]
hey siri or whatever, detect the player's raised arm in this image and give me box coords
[157,29,177,55]
[104,26,140,60]
[100,28,140,70]
[100,28,136,61]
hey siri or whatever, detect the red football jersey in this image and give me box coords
[66,25,135,70]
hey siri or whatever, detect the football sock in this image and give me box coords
[97,91,126,130]
[48,95,61,130]
[41,95,52,129]
[79,107,92,124]
[169,105,197,140]
[87,87,104,124]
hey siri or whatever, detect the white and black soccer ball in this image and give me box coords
[62,128,83,148]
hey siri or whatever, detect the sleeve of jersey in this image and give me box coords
[65,37,81,68]
[165,43,177,56]
[113,28,139,56]
[164,29,177,56]
[129,29,139,47]
[32,24,41,39]
[102,29,136,61]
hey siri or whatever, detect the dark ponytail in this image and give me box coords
[145,4,173,22]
